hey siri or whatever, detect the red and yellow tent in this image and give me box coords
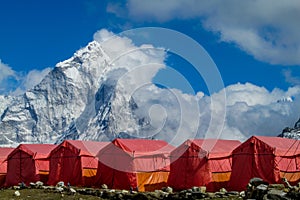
[0,147,14,187]
[168,139,241,191]
[47,140,108,186]
[229,136,300,191]
[95,139,174,191]
[5,144,56,186]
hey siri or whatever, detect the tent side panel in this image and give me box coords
[277,156,300,184]
[96,162,136,190]
[48,147,82,186]
[48,148,63,186]
[251,140,280,183]
[137,171,169,191]
[0,160,8,187]
[5,152,22,186]
[35,159,50,184]
[168,150,209,191]
[81,156,98,187]
[60,148,82,186]
[229,137,276,191]
[208,157,232,191]
[168,151,188,190]
[229,152,253,191]
[5,151,36,186]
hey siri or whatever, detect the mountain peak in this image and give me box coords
[0,36,157,146]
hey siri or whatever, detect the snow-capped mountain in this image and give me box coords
[0,36,166,146]
[279,118,300,140]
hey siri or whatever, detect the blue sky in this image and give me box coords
[0,0,300,95]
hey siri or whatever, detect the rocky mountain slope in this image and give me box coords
[0,37,166,146]
[279,118,300,139]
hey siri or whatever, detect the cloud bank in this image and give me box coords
[112,0,300,66]
[91,29,300,144]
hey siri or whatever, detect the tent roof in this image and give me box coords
[8,144,57,160]
[251,136,300,156]
[111,139,175,155]
[0,148,14,159]
[172,139,241,159]
[52,140,109,157]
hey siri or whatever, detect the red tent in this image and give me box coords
[0,148,14,187]
[229,136,300,191]
[47,140,109,186]
[168,139,241,191]
[5,144,56,186]
[95,139,174,191]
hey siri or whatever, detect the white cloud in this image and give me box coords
[0,60,18,94]
[0,59,51,95]
[0,60,15,82]
[204,83,300,141]
[282,69,300,86]
[123,0,300,65]
[93,29,166,87]
[92,30,300,144]
[12,68,52,95]
[126,81,300,145]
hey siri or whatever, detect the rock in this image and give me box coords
[191,186,200,192]
[18,182,26,189]
[200,186,206,193]
[267,189,289,200]
[250,177,267,187]
[226,191,239,196]
[191,191,206,199]
[101,184,108,189]
[14,191,20,197]
[95,190,103,197]
[219,187,227,193]
[246,178,269,199]
[42,186,55,190]
[282,177,293,189]
[101,190,115,199]
[207,192,216,198]
[35,181,44,188]
[184,192,192,199]
[55,187,64,193]
[69,188,76,195]
[132,193,149,200]
[56,181,64,187]
[251,184,268,199]
[257,184,268,191]
[121,190,129,194]
[240,191,245,198]
[154,190,169,198]
[163,186,173,193]
[13,186,21,190]
[29,182,36,187]
[187,189,193,193]
[269,184,285,190]
[215,192,226,198]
